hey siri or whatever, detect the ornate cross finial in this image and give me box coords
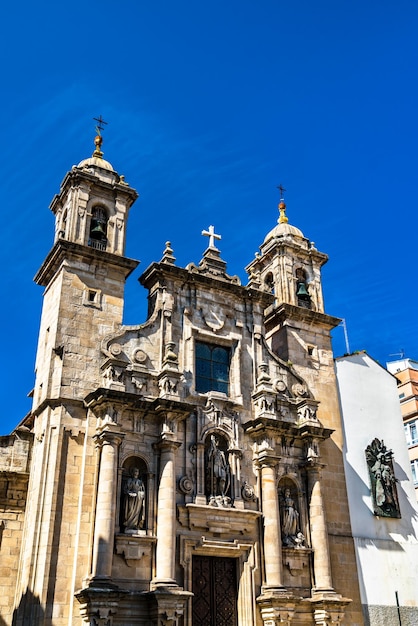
[277,183,286,199]
[92,116,107,158]
[202,225,221,250]
[276,184,288,224]
[93,115,108,134]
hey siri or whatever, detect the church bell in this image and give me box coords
[90,220,107,239]
[296,281,309,297]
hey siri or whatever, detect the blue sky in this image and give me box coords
[1,0,417,434]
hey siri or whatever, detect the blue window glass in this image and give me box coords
[195,342,230,394]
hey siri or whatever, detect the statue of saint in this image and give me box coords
[281,487,300,546]
[123,468,146,532]
[366,438,400,518]
[207,435,230,501]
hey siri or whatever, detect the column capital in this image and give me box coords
[256,450,281,469]
[153,432,182,453]
[94,429,124,449]
[304,460,326,475]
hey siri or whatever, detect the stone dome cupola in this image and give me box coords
[49,122,138,256]
[246,192,328,313]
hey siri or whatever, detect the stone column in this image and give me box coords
[152,432,181,588]
[90,429,124,584]
[256,454,296,625]
[306,464,333,592]
[258,453,284,590]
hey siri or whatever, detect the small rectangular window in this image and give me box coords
[405,420,418,446]
[83,287,101,308]
[411,422,418,445]
[195,342,230,394]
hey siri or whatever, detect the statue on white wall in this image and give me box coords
[365,438,400,518]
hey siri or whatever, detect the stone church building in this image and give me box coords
[0,132,365,625]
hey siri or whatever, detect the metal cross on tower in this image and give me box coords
[277,183,286,199]
[202,225,221,249]
[93,115,108,134]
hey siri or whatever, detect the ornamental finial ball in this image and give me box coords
[278,200,288,224]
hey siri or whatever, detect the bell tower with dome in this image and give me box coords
[246,194,328,314]
[246,194,340,368]
[50,127,136,256]
[31,127,138,409]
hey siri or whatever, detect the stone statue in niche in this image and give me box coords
[122,468,146,532]
[206,434,231,507]
[280,487,305,547]
[365,438,400,518]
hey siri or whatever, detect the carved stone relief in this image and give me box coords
[365,438,401,518]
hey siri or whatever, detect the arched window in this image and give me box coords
[264,272,274,294]
[295,268,311,309]
[88,206,108,251]
[59,209,67,238]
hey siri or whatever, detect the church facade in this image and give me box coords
[0,133,364,625]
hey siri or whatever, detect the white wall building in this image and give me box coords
[335,352,418,626]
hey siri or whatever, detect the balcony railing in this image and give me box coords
[88,239,107,251]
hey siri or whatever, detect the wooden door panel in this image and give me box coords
[192,556,237,626]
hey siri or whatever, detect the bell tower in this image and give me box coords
[246,195,328,313]
[246,193,355,618]
[50,126,134,255]
[246,194,339,367]
[32,126,139,409]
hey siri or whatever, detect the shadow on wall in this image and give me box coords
[12,588,45,626]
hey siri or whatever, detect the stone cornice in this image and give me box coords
[139,261,274,308]
[84,387,193,419]
[243,416,333,441]
[178,503,261,534]
[34,239,139,287]
[264,302,341,331]
[50,168,138,214]
[31,397,85,418]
